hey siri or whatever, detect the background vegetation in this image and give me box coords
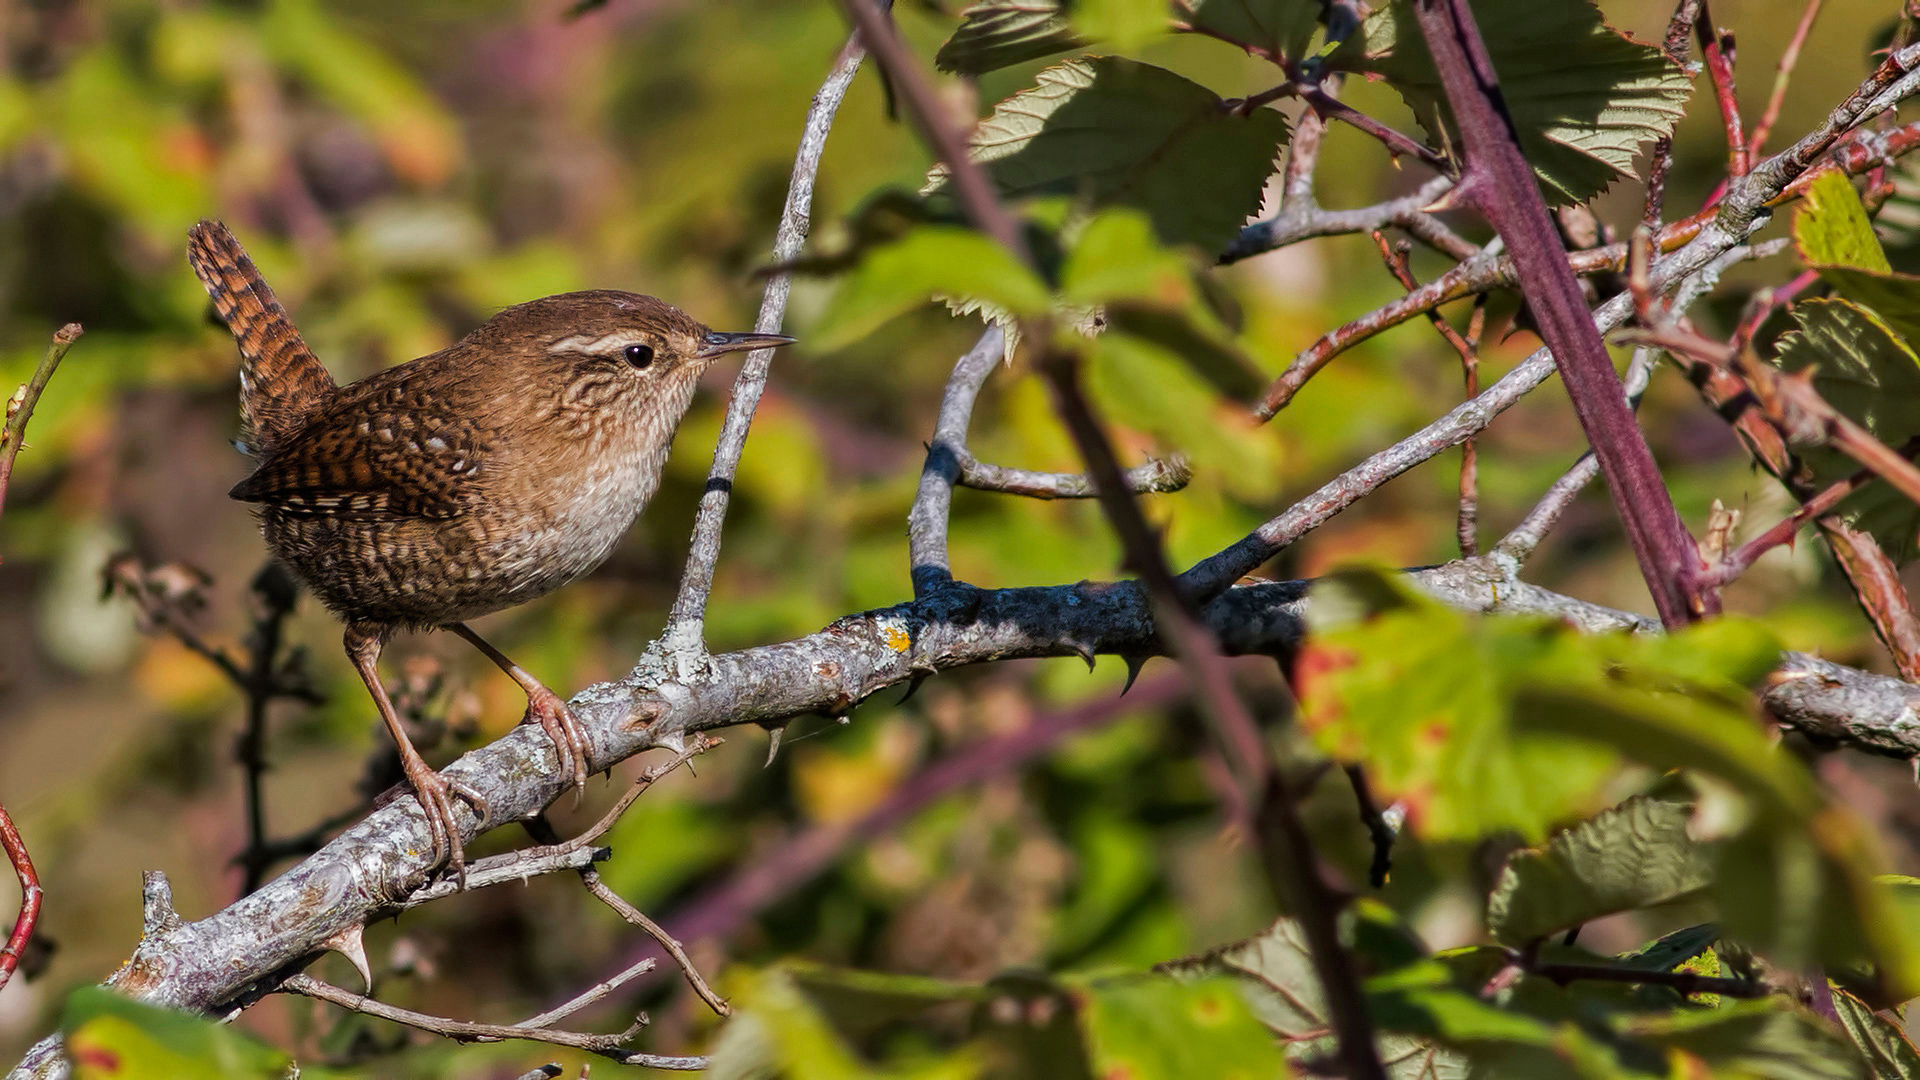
[5,0,1920,1076]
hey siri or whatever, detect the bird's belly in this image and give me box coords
[263,471,652,629]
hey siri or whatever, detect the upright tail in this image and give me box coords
[187,221,335,457]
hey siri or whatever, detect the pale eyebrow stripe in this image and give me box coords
[547,330,651,354]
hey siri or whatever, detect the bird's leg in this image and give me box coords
[345,625,489,886]
[446,622,591,804]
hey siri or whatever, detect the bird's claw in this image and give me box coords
[525,686,591,808]
[403,765,488,889]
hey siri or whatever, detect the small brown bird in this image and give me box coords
[187,221,792,880]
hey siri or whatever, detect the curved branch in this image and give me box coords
[655,28,870,673]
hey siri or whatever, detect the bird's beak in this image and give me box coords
[697,329,797,359]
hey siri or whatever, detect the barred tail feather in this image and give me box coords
[187,221,334,456]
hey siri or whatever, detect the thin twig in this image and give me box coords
[0,323,83,527]
[1224,175,1469,265]
[580,871,729,1017]
[516,956,658,1031]
[1749,0,1824,159]
[958,453,1191,501]
[655,25,871,672]
[281,973,707,1070]
[1252,206,1716,417]
[0,324,75,993]
[1296,85,1450,172]
[398,844,610,912]
[1190,235,1779,600]
[908,328,1005,598]
[1695,453,1888,588]
[1491,246,1741,568]
[522,736,720,859]
[1629,324,1920,510]
[1695,2,1748,178]
[0,808,42,993]
[1369,231,1482,554]
[1643,0,1704,230]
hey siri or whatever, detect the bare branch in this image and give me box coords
[1223,175,1469,265]
[281,972,708,1071]
[908,327,1005,598]
[655,27,870,674]
[957,453,1191,501]
[579,871,728,1017]
[1187,237,1777,599]
[0,323,83,526]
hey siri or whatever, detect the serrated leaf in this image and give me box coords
[1181,0,1324,64]
[811,226,1052,349]
[953,57,1290,251]
[1329,0,1689,204]
[1773,298,1920,561]
[1488,796,1712,946]
[1797,171,1893,273]
[1831,985,1920,1079]
[937,2,1085,75]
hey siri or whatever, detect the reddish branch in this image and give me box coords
[0,809,42,993]
[1695,2,1748,178]
[1750,0,1824,159]
[0,324,79,994]
[1409,0,1712,627]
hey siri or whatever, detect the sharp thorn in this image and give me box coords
[1120,655,1149,695]
[764,725,786,767]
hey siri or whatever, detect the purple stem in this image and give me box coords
[1410,0,1712,627]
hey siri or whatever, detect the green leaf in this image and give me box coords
[1796,171,1893,273]
[1488,796,1712,946]
[1618,923,1720,973]
[811,226,1052,349]
[708,967,983,1080]
[63,987,309,1080]
[1619,1000,1864,1080]
[1329,0,1689,204]
[1073,0,1169,51]
[1161,916,1469,1078]
[954,57,1290,251]
[936,2,1084,75]
[1831,985,1920,1079]
[1773,298,1920,561]
[1075,973,1290,1079]
[1184,0,1325,65]
[1297,568,1620,841]
[1059,207,1195,308]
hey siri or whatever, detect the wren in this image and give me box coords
[187,221,792,881]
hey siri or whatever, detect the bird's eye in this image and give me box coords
[623,343,655,369]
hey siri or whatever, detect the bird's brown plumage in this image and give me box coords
[187,220,793,881]
[186,222,336,457]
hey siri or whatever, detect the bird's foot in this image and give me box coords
[523,685,591,807]
[401,759,489,889]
